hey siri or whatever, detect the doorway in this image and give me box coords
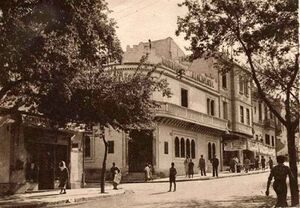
[128,130,153,172]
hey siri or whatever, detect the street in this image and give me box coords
[57,172,277,208]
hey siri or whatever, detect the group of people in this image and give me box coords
[184,154,220,178]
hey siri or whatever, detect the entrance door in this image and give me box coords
[128,130,153,172]
[38,144,55,189]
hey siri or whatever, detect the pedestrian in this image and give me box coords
[110,162,120,190]
[184,156,190,177]
[58,161,69,194]
[168,162,177,192]
[261,156,266,170]
[211,154,219,177]
[144,163,150,182]
[244,157,250,173]
[266,155,294,207]
[255,156,260,170]
[233,156,239,173]
[148,162,154,181]
[229,157,235,172]
[198,155,206,176]
[268,157,273,170]
[188,159,194,178]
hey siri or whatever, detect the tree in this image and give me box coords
[0,0,171,193]
[176,0,299,205]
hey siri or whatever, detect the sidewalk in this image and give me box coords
[0,186,125,208]
[152,169,269,183]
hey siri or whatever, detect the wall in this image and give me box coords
[156,123,221,176]
[0,120,11,194]
[84,127,125,181]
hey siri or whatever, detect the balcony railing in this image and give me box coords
[263,119,275,128]
[155,102,228,131]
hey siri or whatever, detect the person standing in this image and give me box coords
[168,162,177,192]
[110,162,120,190]
[148,162,154,181]
[255,156,260,170]
[198,155,206,176]
[188,159,194,178]
[211,154,219,177]
[261,156,266,170]
[268,157,274,170]
[266,155,294,207]
[58,161,69,194]
[144,164,150,182]
[244,157,250,173]
[183,156,190,177]
[233,156,239,173]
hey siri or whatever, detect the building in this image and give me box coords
[0,113,83,195]
[83,37,228,180]
[83,37,278,180]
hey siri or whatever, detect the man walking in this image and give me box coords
[266,155,294,207]
[244,157,250,173]
[211,154,219,177]
[255,156,260,170]
[198,155,206,176]
[168,162,177,192]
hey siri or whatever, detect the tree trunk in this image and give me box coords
[100,136,108,193]
[287,126,299,206]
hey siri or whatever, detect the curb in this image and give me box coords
[121,170,269,184]
[2,189,127,208]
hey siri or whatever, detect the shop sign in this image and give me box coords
[247,141,259,152]
[224,140,246,151]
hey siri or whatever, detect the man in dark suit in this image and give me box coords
[211,154,219,177]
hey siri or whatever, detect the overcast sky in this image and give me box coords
[106,0,189,53]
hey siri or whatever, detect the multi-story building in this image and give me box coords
[83,37,277,180]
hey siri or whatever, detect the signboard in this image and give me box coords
[224,140,246,151]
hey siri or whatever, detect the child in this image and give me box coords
[168,162,177,192]
[58,161,69,194]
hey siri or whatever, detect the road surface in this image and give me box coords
[56,172,278,208]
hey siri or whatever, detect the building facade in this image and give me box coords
[0,114,83,195]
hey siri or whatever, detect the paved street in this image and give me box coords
[56,172,278,208]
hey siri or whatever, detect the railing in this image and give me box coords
[263,119,275,128]
[155,102,227,131]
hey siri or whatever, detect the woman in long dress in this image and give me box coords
[58,161,69,194]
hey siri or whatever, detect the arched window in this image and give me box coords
[84,136,91,158]
[208,142,211,160]
[191,140,195,159]
[175,137,180,157]
[186,139,190,157]
[212,143,216,158]
[180,138,185,158]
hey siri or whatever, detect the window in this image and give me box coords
[180,138,185,158]
[264,105,268,120]
[108,141,114,153]
[271,136,275,147]
[222,73,227,89]
[270,112,274,119]
[239,76,244,94]
[265,134,270,145]
[207,98,215,116]
[246,108,250,125]
[240,106,244,123]
[244,81,249,96]
[208,143,212,160]
[258,102,262,121]
[175,137,179,157]
[254,106,257,114]
[186,139,190,157]
[84,136,91,158]
[191,140,196,159]
[164,142,168,154]
[181,88,188,107]
[223,101,228,120]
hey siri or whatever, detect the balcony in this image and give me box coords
[155,102,228,131]
[263,119,275,128]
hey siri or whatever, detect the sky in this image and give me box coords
[106,0,190,53]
